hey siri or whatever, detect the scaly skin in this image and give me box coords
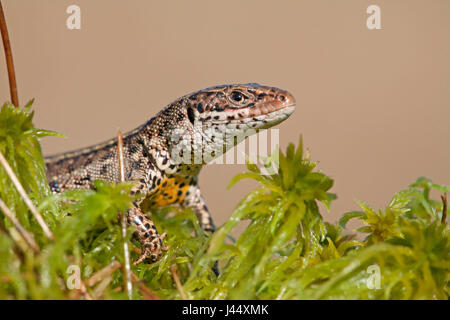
[45,83,296,264]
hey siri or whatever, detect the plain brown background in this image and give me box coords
[1,0,449,233]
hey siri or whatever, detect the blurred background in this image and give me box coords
[0,0,449,233]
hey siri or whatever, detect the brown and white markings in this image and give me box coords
[45,83,296,264]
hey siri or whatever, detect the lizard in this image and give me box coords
[45,83,296,264]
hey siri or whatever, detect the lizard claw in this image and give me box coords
[133,232,167,265]
[133,244,164,265]
[133,253,148,265]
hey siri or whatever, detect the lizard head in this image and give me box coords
[162,83,296,165]
[184,83,296,132]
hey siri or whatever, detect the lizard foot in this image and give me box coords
[127,207,169,265]
[133,232,169,265]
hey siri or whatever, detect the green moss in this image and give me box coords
[0,102,448,299]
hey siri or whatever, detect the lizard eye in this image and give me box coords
[187,107,196,125]
[230,91,244,103]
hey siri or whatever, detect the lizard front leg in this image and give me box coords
[182,184,215,233]
[128,168,168,265]
[182,184,219,275]
[127,202,167,265]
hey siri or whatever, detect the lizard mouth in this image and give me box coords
[207,103,296,130]
[199,103,295,153]
[257,103,296,129]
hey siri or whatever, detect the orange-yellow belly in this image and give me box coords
[141,176,190,211]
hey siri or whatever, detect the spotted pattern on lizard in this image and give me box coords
[45,83,296,264]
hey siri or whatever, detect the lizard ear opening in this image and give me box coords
[187,107,196,125]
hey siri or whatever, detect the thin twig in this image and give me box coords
[117,130,126,183]
[170,264,187,300]
[0,219,26,262]
[0,150,54,240]
[0,1,18,107]
[131,271,161,300]
[441,193,447,224]
[86,260,160,300]
[112,286,123,293]
[78,280,93,300]
[85,260,121,287]
[0,198,40,253]
[116,130,133,299]
[92,275,113,299]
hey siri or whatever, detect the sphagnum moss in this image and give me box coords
[0,102,448,299]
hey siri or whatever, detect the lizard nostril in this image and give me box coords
[279,91,296,106]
